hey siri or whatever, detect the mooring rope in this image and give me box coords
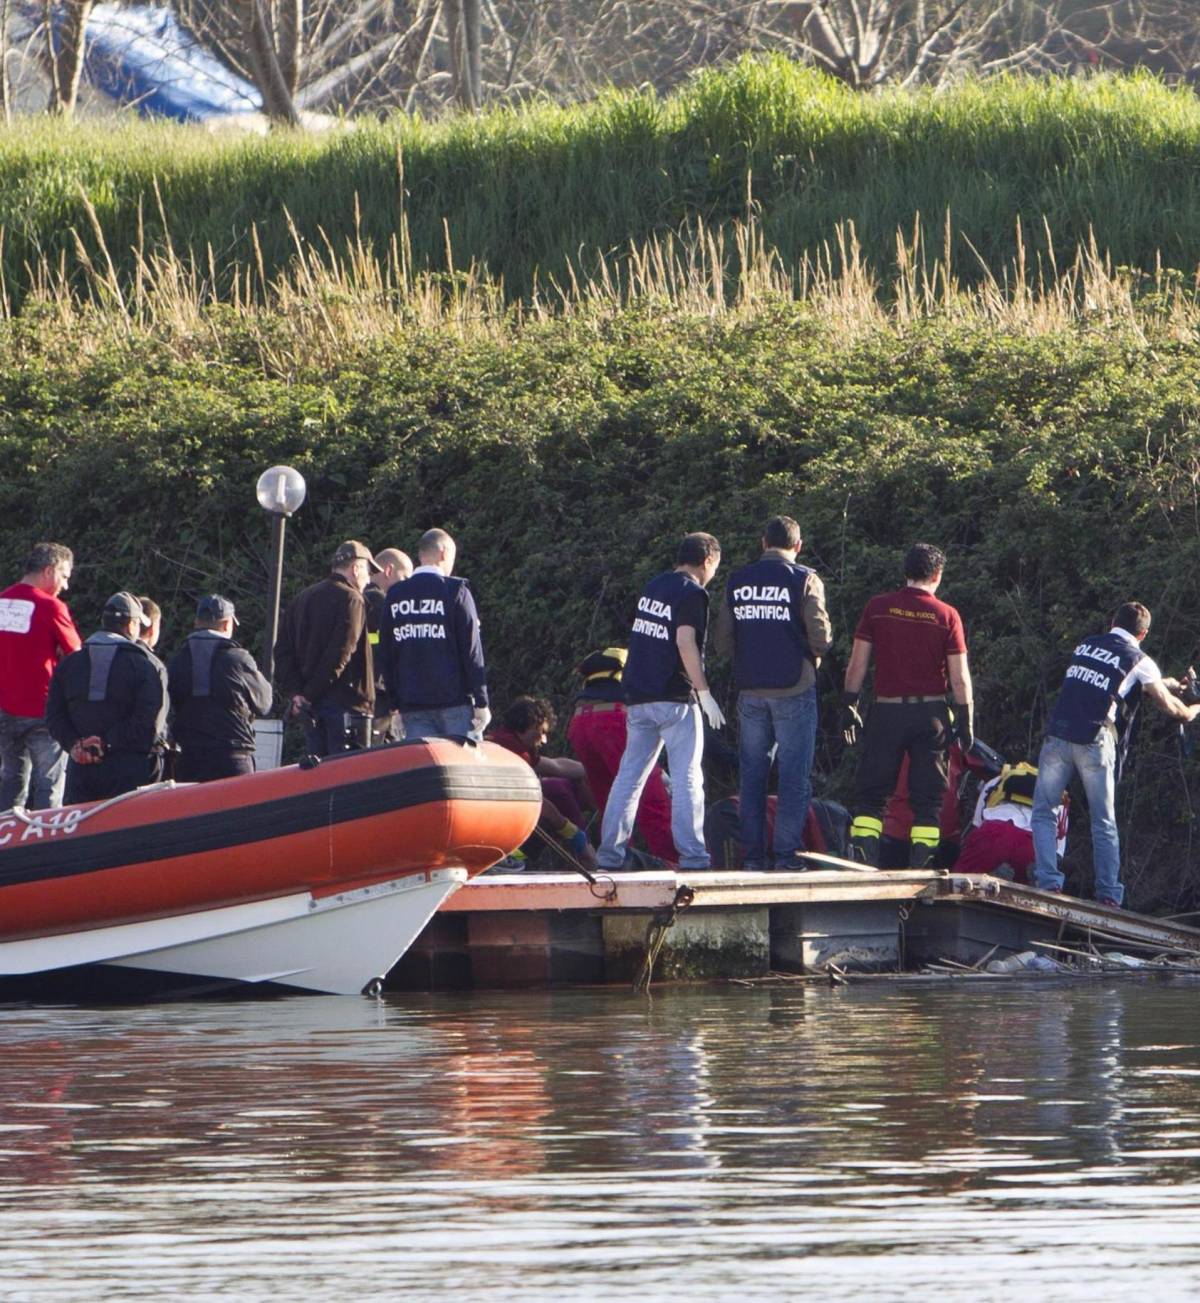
[530,824,618,901]
[633,883,695,995]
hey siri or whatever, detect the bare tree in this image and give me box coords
[43,0,94,115]
[240,0,301,123]
[83,0,1200,125]
[1,0,11,125]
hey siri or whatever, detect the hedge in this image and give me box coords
[3,299,1200,909]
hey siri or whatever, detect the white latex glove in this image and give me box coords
[697,689,725,730]
[470,705,492,739]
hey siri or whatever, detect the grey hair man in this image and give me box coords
[0,542,81,810]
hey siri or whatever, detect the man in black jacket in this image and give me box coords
[274,540,379,756]
[168,595,273,782]
[45,591,169,803]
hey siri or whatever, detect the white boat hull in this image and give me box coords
[0,867,467,997]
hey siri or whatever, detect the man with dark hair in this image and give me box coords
[365,548,413,743]
[842,542,974,867]
[597,532,723,871]
[715,515,832,870]
[378,528,490,742]
[1031,601,1200,907]
[0,542,81,810]
[274,540,378,757]
[489,696,597,869]
[45,591,168,803]
[168,595,273,782]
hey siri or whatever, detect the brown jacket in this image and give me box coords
[274,573,374,715]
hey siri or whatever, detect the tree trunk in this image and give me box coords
[276,0,303,98]
[463,0,481,108]
[1,0,10,126]
[46,0,94,116]
[242,0,301,126]
[445,0,479,111]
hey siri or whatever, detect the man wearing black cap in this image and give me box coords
[45,591,169,803]
[168,595,273,782]
[274,540,379,757]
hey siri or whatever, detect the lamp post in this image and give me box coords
[256,465,307,682]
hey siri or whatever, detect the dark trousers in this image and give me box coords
[304,699,370,758]
[854,701,952,828]
[65,752,162,805]
[176,751,256,783]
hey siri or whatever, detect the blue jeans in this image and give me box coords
[401,704,475,741]
[738,688,818,867]
[0,710,67,810]
[598,701,709,870]
[1032,731,1121,905]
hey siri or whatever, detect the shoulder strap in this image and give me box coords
[188,636,223,698]
[86,643,124,702]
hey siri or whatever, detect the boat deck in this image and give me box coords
[386,868,1200,990]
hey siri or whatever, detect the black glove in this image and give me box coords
[953,701,975,753]
[840,692,863,747]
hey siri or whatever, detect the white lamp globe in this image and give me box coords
[255,466,307,517]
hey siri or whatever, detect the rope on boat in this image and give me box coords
[634,883,695,995]
[1,782,178,835]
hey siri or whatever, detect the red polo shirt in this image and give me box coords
[0,582,82,717]
[854,586,967,698]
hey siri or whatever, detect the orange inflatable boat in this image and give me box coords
[0,737,540,998]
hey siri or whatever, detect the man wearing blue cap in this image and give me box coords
[168,595,273,782]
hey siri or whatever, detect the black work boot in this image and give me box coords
[849,835,880,868]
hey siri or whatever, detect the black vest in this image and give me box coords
[623,571,708,705]
[725,556,814,691]
[1047,631,1146,761]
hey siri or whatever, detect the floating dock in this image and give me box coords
[385,868,1200,990]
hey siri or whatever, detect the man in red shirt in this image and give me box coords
[0,542,81,809]
[841,543,974,867]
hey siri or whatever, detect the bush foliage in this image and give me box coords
[3,300,1200,908]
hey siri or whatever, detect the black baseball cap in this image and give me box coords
[104,591,151,629]
[197,594,238,625]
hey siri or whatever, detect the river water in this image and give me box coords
[2,980,1200,1300]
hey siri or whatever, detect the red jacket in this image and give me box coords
[0,583,81,717]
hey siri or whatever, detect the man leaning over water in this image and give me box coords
[1030,601,1200,908]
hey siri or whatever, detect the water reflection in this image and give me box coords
[2,982,1200,1297]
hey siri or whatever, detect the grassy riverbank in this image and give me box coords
[4,61,1200,308]
[3,234,1200,908]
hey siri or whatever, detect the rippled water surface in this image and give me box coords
[3,980,1200,1299]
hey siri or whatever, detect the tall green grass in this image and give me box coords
[4,59,1200,309]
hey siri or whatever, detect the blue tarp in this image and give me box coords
[29,3,262,121]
